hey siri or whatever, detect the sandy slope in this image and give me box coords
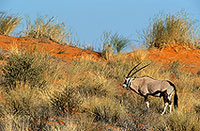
[148,44,200,74]
[0,35,104,64]
[0,35,199,74]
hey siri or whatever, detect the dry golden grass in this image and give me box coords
[0,12,22,35]
[157,110,200,131]
[0,10,198,129]
[81,96,126,124]
[101,32,130,60]
[140,11,199,49]
[24,16,72,45]
[0,46,199,130]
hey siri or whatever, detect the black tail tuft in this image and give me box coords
[174,91,178,108]
[167,80,178,109]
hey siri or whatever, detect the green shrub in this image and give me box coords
[140,11,199,49]
[101,32,130,60]
[24,15,72,44]
[0,12,21,35]
[1,48,61,90]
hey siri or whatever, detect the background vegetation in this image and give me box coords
[140,11,200,49]
[0,12,21,35]
[101,32,130,60]
[24,16,72,45]
[0,11,199,130]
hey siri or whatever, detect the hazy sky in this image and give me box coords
[1,0,200,50]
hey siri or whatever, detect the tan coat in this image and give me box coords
[130,76,174,97]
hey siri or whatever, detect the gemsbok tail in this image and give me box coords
[174,89,178,109]
[167,81,178,109]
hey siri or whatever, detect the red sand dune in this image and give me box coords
[0,35,104,64]
[0,35,199,74]
[148,44,200,74]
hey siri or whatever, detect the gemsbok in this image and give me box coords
[123,62,178,115]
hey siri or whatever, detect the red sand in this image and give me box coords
[0,35,104,64]
[0,35,199,74]
[148,44,200,74]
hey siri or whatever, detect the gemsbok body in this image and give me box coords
[123,63,178,115]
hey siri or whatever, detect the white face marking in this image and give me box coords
[123,78,130,88]
[123,77,135,88]
[123,84,127,88]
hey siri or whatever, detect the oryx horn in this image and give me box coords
[127,62,142,77]
[130,63,150,77]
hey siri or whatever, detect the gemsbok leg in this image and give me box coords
[161,91,171,115]
[144,96,150,108]
[168,92,173,113]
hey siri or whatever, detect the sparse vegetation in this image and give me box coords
[0,44,199,130]
[101,32,130,60]
[81,97,125,124]
[50,84,83,115]
[157,111,200,131]
[140,11,199,49]
[24,15,72,44]
[0,11,199,130]
[0,12,21,35]
[1,47,62,90]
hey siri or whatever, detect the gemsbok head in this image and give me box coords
[123,62,178,115]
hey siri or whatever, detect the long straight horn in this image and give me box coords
[127,62,142,77]
[130,63,150,77]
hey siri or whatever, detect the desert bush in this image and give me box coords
[194,103,200,114]
[0,12,21,35]
[76,72,117,98]
[24,15,72,44]
[50,84,83,115]
[1,48,63,90]
[81,97,126,124]
[140,11,199,49]
[64,58,109,94]
[165,60,182,78]
[0,105,58,131]
[101,32,130,60]
[1,83,39,116]
[173,71,200,92]
[0,114,30,131]
[157,111,200,131]
[0,48,7,60]
[129,46,149,62]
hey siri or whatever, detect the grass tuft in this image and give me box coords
[81,97,126,124]
[24,15,72,44]
[50,84,83,115]
[0,12,21,35]
[2,49,46,90]
[140,11,199,49]
[101,32,130,60]
[157,111,200,131]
